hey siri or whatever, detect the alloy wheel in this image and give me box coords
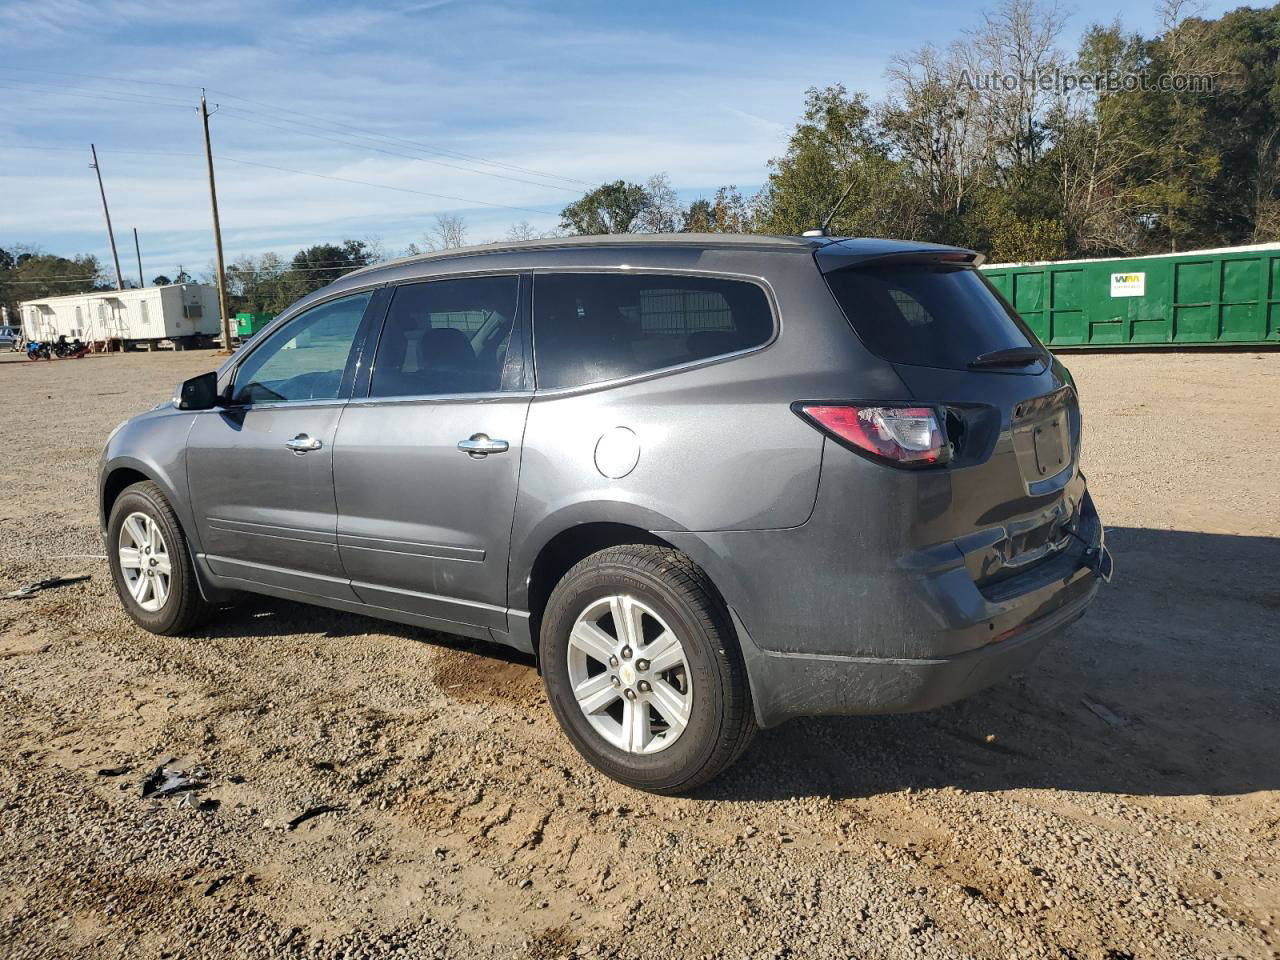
[117,511,172,613]
[566,594,692,754]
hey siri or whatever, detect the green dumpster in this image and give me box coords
[981,243,1280,348]
[235,312,273,338]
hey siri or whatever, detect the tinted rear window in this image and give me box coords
[825,265,1036,370]
[533,273,773,389]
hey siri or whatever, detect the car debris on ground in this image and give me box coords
[2,575,90,600]
[140,763,207,799]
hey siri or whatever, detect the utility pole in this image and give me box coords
[133,228,144,287]
[200,91,233,350]
[89,144,124,291]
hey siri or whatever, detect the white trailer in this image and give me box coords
[19,284,221,349]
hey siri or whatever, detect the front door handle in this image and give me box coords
[457,433,509,458]
[285,433,323,454]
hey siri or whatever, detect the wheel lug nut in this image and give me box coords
[608,655,618,667]
[624,688,637,701]
[638,680,651,693]
[610,675,620,687]
[620,646,632,659]
[636,659,649,672]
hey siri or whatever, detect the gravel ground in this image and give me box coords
[0,349,1277,960]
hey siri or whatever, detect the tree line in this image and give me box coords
[0,240,379,319]
[555,0,1280,262]
[4,0,1275,319]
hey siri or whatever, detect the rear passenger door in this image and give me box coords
[332,274,530,634]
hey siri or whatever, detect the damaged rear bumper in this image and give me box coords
[732,576,1099,727]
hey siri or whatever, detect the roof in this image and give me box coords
[346,233,982,283]
[270,232,983,323]
[347,233,834,279]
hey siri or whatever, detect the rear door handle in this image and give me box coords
[457,433,509,457]
[285,434,323,454]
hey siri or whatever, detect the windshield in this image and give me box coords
[825,264,1041,371]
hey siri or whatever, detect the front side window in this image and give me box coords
[532,273,773,390]
[369,275,520,398]
[231,292,371,404]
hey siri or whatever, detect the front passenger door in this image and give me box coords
[187,291,375,599]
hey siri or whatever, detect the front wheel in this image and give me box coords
[107,480,214,635]
[540,545,756,794]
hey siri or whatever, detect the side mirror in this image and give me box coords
[176,371,221,410]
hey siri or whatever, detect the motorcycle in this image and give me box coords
[26,337,88,360]
[52,336,87,359]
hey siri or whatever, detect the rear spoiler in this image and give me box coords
[814,241,984,273]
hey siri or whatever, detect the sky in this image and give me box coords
[0,0,1243,283]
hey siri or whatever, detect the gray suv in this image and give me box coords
[99,234,1110,792]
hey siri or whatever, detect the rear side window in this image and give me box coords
[533,273,773,389]
[825,266,1037,370]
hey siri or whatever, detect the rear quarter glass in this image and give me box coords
[825,265,1039,370]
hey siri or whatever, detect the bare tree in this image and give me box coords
[881,42,981,230]
[962,0,1067,177]
[432,214,468,250]
[505,221,542,242]
[1048,23,1148,254]
[1251,127,1280,242]
[1156,0,1229,85]
[408,214,470,254]
[634,173,684,233]
[360,235,387,264]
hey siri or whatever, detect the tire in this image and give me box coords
[107,480,214,635]
[540,545,756,794]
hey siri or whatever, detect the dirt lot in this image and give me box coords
[0,350,1277,960]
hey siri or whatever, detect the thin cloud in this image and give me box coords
[11,0,1221,274]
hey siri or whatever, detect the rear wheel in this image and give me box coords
[540,545,756,794]
[107,481,214,635]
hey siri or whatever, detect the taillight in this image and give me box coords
[794,403,949,467]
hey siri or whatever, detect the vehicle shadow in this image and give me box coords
[705,525,1280,801]
[200,590,537,663]
[199,526,1278,801]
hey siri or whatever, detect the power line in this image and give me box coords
[1,144,563,217]
[214,155,561,216]
[6,254,419,275]
[0,78,192,105]
[2,144,203,159]
[0,80,193,110]
[6,262,397,280]
[6,263,414,282]
[217,107,584,194]
[206,92,597,189]
[0,68,597,190]
[0,66,198,92]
